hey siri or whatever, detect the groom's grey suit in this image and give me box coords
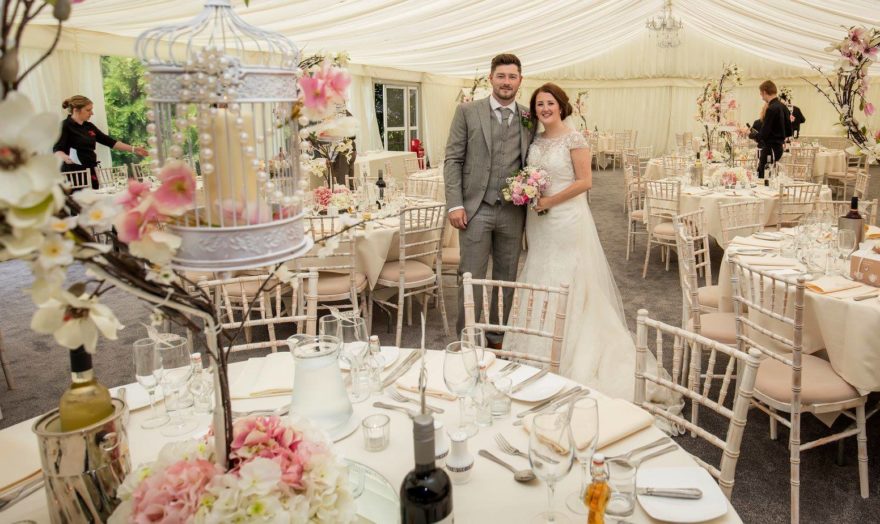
[444,96,532,337]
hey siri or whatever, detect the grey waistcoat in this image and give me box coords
[482,110,523,205]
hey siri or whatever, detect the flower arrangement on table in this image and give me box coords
[312,185,354,213]
[502,166,551,215]
[710,166,753,188]
[573,90,589,132]
[110,415,355,523]
[695,63,742,151]
[804,26,880,163]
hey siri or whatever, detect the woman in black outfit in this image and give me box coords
[52,95,148,189]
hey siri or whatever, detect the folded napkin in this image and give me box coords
[805,275,862,295]
[229,352,294,399]
[523,397,653,451]
[729,236,782,249]
[866,225,880,240]
[736,255,799,267]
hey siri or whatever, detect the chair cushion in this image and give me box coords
[755,354,861,405]
[442,247,460,265]
[687,312,737,345]
[698,285,721,309]
[222,278,280,299]
[378,260,435,284]
[653,221,675,237]
[317,271,367,296]
[630,209,644,221]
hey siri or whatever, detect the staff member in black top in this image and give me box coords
[52,95,148,189]
[780,92,806,137]
[755,80,792,179]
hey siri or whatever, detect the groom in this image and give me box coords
[444,53,532,344]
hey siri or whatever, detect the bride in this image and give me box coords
[505,83,662,403]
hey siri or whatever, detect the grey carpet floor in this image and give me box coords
[1,167,878,523]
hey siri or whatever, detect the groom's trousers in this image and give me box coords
[456,201,526,342]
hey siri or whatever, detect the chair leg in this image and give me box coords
[395,290,405,348]
[856,404,869,498]
[769,408,778,440]
[0,329,13,390]
[438,284,450,336]
[790,440,800,524]
[665,245,671,272]
[626,222,632,260]
[642,237,652,278]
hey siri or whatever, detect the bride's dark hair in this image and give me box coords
[529,83,573,127]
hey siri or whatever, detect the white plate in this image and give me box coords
[339,346,400,371]
[636,467,728,523]
[504,366,566,402]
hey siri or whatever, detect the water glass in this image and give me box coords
[837,229,857,273]
[489,376,512,418]
[605,459,637,517]
[529,411,574,523]
[443,341,480,438]
[132,338,169,429]
[565,397,599,514]
[156,334,198,437]
[362,414,390,451]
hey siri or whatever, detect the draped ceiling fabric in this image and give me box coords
[21,0,880,162]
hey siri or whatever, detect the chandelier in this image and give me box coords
[646,0,683,48]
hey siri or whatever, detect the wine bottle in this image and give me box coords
[400,413,453,523]
[59,346,114,431]
[839,196,865,247]
[376,169,387,208]
[846,197,862,219]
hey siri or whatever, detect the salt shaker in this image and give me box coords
[445,430,474,484]
[434,419,449,468]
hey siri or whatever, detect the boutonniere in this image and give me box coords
[520,109,533,130]
[87,130,96,137]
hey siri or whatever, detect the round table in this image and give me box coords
[0,351,743,523]
[812,149,846,180]
[718,231,880,394]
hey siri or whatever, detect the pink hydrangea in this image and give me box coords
[230,416,308,489]
[313,186,332,209]
[130,459,221,523]
[154,163,195,215]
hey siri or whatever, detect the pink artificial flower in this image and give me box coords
[116,210,147,243]
[865,102,875,116]
[299,76,329,115]
[312,186,332,209]
[154,163,195,215]
[727,99,738,110]
[230,415,308,488]
[116,179,152,211]
[322,64,352,102]
[874,129,880,142]
[130,459,220,524]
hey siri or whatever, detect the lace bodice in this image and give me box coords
[527,131,589,196]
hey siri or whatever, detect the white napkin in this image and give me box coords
[805,275,862,295]
[729,236,782,249]
[228,352,294,399]
[736,255,799,267]
[523,397,654,451]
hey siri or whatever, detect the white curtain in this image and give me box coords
[17,47,112,169]
[348,73,383,153]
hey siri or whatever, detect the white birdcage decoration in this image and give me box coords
[136,0,310,271]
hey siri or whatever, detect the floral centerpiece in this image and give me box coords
[312,185,353,213]
[502,166,550,214]
[695,63,742,155]
[805,26,880,163]
[710,166,753,188]
[109,415,355,523]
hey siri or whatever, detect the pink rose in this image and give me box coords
[130,459,220,523]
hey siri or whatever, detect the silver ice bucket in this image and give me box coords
[32,398,130,523]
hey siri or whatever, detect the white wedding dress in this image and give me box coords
[505,131,657,402]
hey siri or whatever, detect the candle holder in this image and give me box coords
[136,0,310,271]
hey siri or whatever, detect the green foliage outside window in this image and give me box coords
[101,56,148,167]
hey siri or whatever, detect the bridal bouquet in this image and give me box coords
[110,415,355,523]
[502,166,551,214]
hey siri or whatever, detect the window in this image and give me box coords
[374,82,420,151]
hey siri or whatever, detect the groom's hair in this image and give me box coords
[530,83,574,120]
[491,53,521,74]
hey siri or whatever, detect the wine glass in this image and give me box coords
[529,411,575,523]
[565,397,599,514]
[132,338,169,429]
[460,326,487,374]
[837,229,857,274]
[157,334,198,437]
[443,341,480,437]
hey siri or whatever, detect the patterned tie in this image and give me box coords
[499,107,513,127]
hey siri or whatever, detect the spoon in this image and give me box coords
[478,450,536,483]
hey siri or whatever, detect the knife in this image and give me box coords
[517,386,583,418]
[636,487,703,500]
[510,368,549,394]
[853,293,879,301]
[381,352,420,388]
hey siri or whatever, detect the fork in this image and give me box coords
[605,436,670,462]
[495,362,521,378]
[494,434,529,460]
[387,389,445,414]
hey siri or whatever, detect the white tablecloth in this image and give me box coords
[812,149,846,180]
[717,234,880,393]
[0,350,742,523]
[356,150,418,184]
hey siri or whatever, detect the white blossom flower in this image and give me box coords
[31,290,124,352]
[128,229,182,266]
[274,264,298,284]
[4,185,64,230]
[0,92,62,209]
[36,234,74,270]
[46,216,77,234]
[78,197,119,232]
[27,262,66,305]
[0,226,44,259]
[149,308,165,327]
[145,264,178,285]
[316,236,340,258]
[316,116,358,139]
